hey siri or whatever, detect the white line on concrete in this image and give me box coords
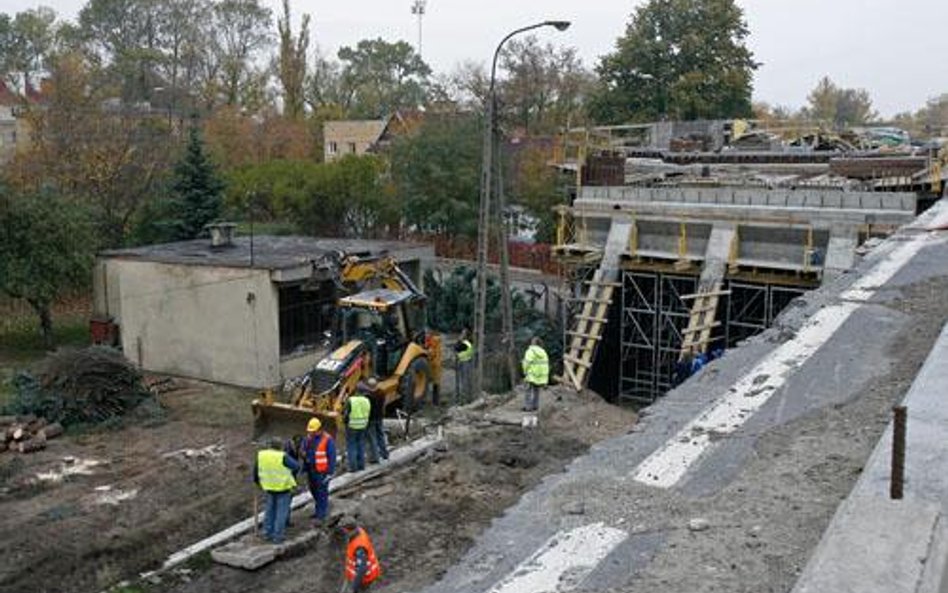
[487,523,627,593]
[841,234,933,302]
[632,232,933,489]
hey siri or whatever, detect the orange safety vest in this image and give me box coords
[313,434,330,473]
[345,528,381,585]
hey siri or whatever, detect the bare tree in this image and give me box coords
[277,0,309,119]
[211,0,271,106]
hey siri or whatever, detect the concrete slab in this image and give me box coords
[793,318,948,593]
[793,496,941,593]
[824,228,859,275]
[211,540,280,570]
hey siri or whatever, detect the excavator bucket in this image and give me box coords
[251,399,344,446]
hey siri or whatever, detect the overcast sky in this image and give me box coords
[1,0,945,117]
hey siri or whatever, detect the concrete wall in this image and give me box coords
[738,227,829,267]
[104,260,281,388]
[580,186,917,216]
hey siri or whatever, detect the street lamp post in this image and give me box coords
[473,20,571,399]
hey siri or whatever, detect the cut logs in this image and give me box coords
[1,416,63,454]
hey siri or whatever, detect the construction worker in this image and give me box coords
[454,328,475,403]
[365,379,389,465]
[300,417,336,526]
[344,382,372,472]
[253,436,301,544]
[339,516,381,593]
[521,337,549,412]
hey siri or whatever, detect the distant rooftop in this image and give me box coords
[100,235,430,270]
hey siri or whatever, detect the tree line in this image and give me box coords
[1,0,945,345]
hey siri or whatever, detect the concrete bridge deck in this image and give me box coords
[413,199,948,593]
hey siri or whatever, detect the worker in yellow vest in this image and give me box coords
[344,380,373,472]
[521,337,549,412]
[253,436,301,544]
[339,516,381,592]
[454,328,475,403]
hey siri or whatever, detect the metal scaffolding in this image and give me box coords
[612,272,808,404]
[618,271,696,403]
[724,281,807,348]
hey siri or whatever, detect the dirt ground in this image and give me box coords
[0,381,257,593]
[629,274,948,593]
[0,377,635,593]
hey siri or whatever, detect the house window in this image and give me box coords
[348,142,357,154]
[328,141,338,155]
[278,282,336,356]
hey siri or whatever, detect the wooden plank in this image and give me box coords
[681,321,722,335]
[679,290,732,300]
[584,280,622,287]
[575,315,608,323]
[562,361,583,391]
[566,331,603,341]
[564,355,594,369]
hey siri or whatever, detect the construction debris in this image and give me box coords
[161,443,226,462]
[143,376,181,395]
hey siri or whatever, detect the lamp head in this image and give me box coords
[546,20,571,32]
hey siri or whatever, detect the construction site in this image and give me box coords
[2,117,948,593]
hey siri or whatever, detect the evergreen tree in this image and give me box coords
[169,122,225,240]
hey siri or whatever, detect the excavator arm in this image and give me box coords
[310,251,423,298]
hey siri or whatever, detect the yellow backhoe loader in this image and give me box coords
[251,252,442,445]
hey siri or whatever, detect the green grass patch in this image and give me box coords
[184,550,214,572]
[0,315,89,365]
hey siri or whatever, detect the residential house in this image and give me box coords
[323,112,421,162]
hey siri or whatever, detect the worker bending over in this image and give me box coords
[339,516,381,593]
[521,337,549,412]
[300,417,335,526]
[253,436,301,544]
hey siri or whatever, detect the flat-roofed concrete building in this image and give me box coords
[92,232,433,388]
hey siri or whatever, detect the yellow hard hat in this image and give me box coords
[306,418,322,432]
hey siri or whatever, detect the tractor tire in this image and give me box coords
[400,357,431,414]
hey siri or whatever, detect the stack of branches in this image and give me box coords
[7,347,154,427]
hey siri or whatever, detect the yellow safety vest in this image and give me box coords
[522,345,549,386]
[348,394,371,430]
[257,449,296,492]
[458,340,474,363]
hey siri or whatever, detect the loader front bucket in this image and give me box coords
[251,400,344,446]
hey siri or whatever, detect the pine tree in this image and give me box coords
[169,122,225,240]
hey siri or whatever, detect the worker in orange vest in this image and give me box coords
[300,417,336,526]
[339,516,381,593]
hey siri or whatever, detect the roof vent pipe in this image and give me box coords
[206,222,237,249]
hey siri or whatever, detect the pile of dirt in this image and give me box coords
[5,347,159,426]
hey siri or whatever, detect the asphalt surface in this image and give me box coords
[412,199,948,593]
